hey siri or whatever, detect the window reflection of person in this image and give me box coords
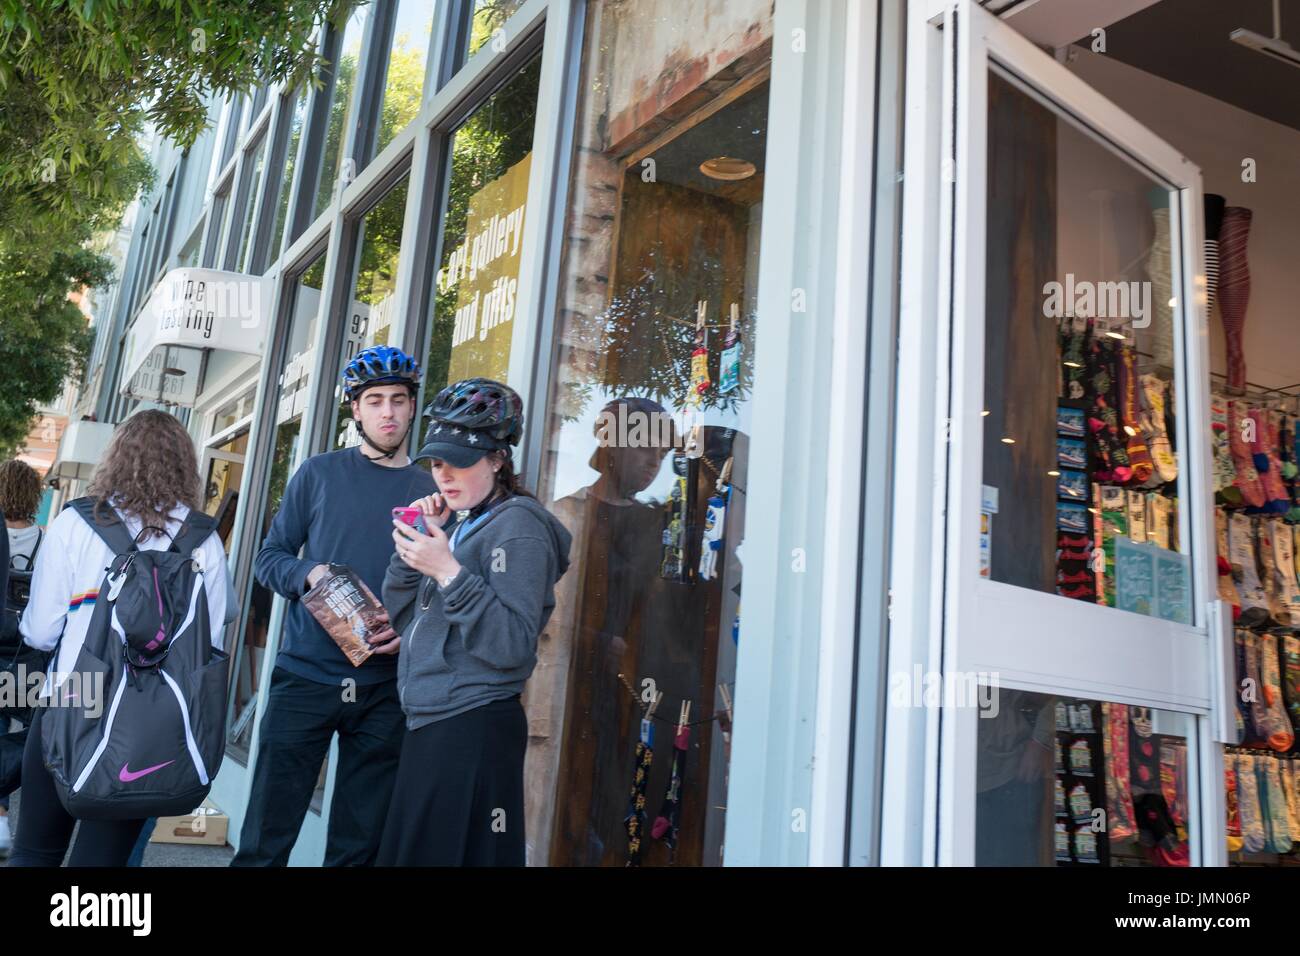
[975,690,1057,866]
[527,398,675,865]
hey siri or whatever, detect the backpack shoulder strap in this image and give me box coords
[64,496,137,555]
[170,508,219,556]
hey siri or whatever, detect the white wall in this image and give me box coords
[1068,49,1300,391]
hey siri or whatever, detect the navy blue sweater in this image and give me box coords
[254,446,437,685]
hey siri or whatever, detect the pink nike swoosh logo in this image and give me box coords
[119,760,175,783]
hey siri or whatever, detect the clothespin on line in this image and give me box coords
[729,302,739,332]
[718,683,733,725]
[696,300,708,332]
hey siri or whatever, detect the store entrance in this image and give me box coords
[909,1,1222,867]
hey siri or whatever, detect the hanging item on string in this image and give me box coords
[719,303,742,394]
[651,700,692,861]
[688,300,711,407]
[624,689,662,867]
[698,457,733,581]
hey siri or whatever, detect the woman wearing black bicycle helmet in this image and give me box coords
[378,378,571,866]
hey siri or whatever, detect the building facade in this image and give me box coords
[59,0,1294,867]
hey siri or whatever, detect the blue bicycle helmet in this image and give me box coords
[342,345,421,402]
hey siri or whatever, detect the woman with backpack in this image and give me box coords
[377,379,571,866]
[9,410,231,867]
[1,458,47,856]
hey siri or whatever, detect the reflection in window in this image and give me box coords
[976,688,1194,866]
[333,178,409,449]
[421,54,539,405]
[533,0,771,866]
[268,87,310,265]
[377,0,436,153]
[227,253,327,764]
[981,71,1185,616]
[236,135,268,273]
[204,430,248,555]
[466,0,524,61]
[314,7,369,220]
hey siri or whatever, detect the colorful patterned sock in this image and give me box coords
[1261,754,1294,853]
[1271,518,1300,624]
[1228,401,1266,508]
[1250,409,1291,513]
[1225,761,1243,853]
[1216,509,1241,619]
[1229,513,1270,622]
[1104,702,1136,841]
[1258,631,1295,751]
[1212,402,1240,503]
[1236,752,1267,852]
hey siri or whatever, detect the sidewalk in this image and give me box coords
[2,789,233,867]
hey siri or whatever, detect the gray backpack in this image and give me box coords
[41,497,229,820]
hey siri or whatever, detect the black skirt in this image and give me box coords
[376,696,526,866]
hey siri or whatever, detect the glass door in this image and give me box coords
[917,1,1227,866]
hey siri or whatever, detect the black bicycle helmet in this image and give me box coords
[424,378,524,446]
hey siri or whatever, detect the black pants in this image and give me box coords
[8,708,146,866]
[377,697,526,867]
[231,666,404,867]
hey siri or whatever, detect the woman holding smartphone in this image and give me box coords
[378,378,571,866]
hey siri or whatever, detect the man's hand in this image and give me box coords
[367,611,400,655]
[305,564,330,591]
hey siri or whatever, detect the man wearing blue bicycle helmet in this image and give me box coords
[232,345,437,867]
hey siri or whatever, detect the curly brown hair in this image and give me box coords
[0,459,44,523]
[87,410,202,539]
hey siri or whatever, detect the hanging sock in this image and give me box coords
[1270,518,1300,624]
[1237,629,1265,747]
[1205,194,1226,314]
[1260,754,1294,853]
[1217,207,1253,394]
[1258,631,1295,752]
[1146,201,1175,369]
[1281,635,1300,737]
[1088,334,1132,484]
[1229,513,1270,624]
[1256,519,1287,624]
[1211,402,1241,505]
[1225,760,1244,853]
[1278,758,1300,847]
[1236,752,1267,852]
[649,703,691,861]
[1227,401,1266,508]
[1138,374,1177,486]
[1117,346,1155,485]
[1216,509,1242,620]
[1104,702,1136,841]
[1249,408,1291,513]
[623,713,656,867]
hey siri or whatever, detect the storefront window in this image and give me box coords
[377,0,436,153]
[976,687,1196,867]
[204,431,248,555]
[268,87,309,265]
[532,0,772,866]
[465,0,524,62]
[235,134,268,273]
[982,70,1188,621]
[227,253,327,763]
[419,54,538,402]
[212,183,236,269]
[313,7,369,221]
[332,177,409,449]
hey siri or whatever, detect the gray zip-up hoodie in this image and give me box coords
[383,494,572,729]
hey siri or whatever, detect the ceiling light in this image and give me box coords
[1231,3,1300,70]
[700,156,756,181]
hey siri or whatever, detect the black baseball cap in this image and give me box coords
[412,420,509,468]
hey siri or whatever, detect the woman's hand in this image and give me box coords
[408,493,453,529]
[393,517,460,584]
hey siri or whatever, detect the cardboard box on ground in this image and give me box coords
[149,798,229,846]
